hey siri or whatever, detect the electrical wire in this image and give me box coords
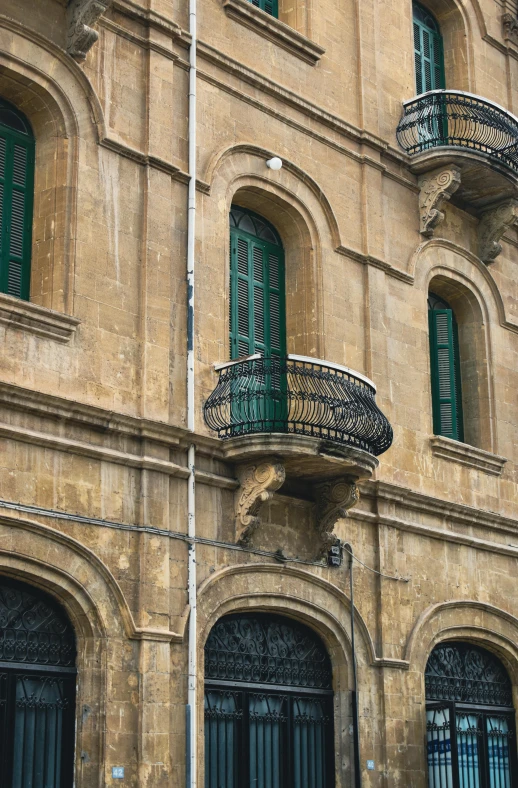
[0,498,409,579]
[341,543,410,582]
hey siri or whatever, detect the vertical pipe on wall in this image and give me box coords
[348,544,362,788]
[186,0,197,779]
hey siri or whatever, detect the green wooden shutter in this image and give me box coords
[0,124,34,301]
[229,225,285,360]
[413,3,445,94]
[249,0,278,18]
[429,308,463,441]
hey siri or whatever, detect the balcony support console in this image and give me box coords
[397,90,518,261]
[204,355,393,555]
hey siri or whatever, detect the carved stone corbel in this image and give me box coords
[235,459,286,546]
[67,0,112,61]
[478,200,518,264]
[313,478,360,555]
[502,13,518,45]
[418,166,461,237]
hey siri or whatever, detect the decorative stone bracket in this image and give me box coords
[233,462,361,555]
[313,478,360,556]
[418,166,461,237]
[67,0,112,61]
[478,200,518,264]
[502,13,518,46]
[235,459,286,546]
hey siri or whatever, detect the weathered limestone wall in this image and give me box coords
[0,0,517,786]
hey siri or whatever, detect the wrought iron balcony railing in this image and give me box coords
[204,355,393,457]
[396,90,518,174]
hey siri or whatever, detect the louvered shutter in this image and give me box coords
[429,309,463,441]
[413,6,445,94]
[0,127,34,300]
[248,0,278,17]
[229,228,285,360]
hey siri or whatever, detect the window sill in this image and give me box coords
[0,293,80,343]
[222,0,325,65]
[430,436,507,476]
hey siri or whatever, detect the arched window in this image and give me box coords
[413,3,445,93]
[0,578,76,787]
[426,642,517,787]
[204,613,334,787]
[229,206,286,361]
[428,292,464,442]
[0,99,35,301]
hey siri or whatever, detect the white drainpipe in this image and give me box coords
[186,0,197,779]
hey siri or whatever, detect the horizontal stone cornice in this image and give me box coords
[0,294,80,342]
[430,436,507,476]
[361,479,518,539]
[222,0,325,65]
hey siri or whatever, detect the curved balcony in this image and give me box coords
[204,355,393,482]
[396,90,518,208]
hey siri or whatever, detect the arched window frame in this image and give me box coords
[413,2,446,93]
[204,612,335,788]
[428,291,464,442]
[0,99,35,301]
[0,577,77,788]
[425,641,517,788]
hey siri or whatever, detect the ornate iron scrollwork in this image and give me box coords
[0,580,76,668]
[425,642,513,707]
[204,356,393,456]
[205,613,332,690]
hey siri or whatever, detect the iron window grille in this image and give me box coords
[204,613,335,788]
[425,642,517,788]
[0,578,77,788]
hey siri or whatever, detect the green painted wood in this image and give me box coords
[0,106,34,302]
[229,212,286,360]
[249,0,278,18]
[413,2,445,94]
[429,308,463,441]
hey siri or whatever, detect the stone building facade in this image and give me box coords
[0,0,517,786]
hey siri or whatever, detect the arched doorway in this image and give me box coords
[0,577,77,787]
[204,612,335,787]
[426,641,517,787]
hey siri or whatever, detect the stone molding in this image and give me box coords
[67,0,112,61]
[418,166,461,236]
[430,436,507,476]
[478,200,518,263]
[222,0,325,65]
[0,294,80,343]
[235,459,286,545]
[313,478,360,554]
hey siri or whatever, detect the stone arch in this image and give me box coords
[0,511,141,784]
[196,563,377,788]
[412,239,503,452]
[0,18,105,314]
[199,145,341,370]
[405,600,518,692]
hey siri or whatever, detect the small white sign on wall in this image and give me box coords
[112,767,125,779]
[366,760,375,771]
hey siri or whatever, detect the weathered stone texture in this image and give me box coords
[0,0,518,786]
